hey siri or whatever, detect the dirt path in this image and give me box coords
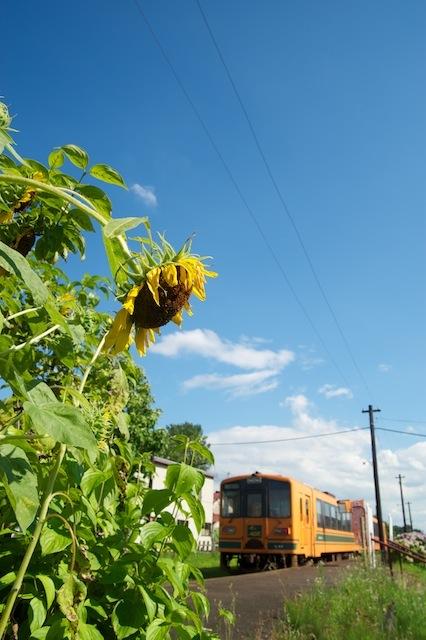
[204,561,349,639]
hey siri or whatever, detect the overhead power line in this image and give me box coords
[195,0,373,401]
[376,426,426,438]
[131,0,353,390]
[379,417,426,425]
[209,425,426,447]
[210,426,369,446]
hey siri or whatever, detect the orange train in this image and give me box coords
[219,472,361,569]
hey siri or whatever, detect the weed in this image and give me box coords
[276,563,426,640]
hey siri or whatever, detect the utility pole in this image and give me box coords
[407,501,413,532]
[396,474,407,533]
[362,405,385,558]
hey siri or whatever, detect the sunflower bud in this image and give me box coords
[0,103,12,129]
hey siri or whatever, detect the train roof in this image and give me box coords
[221,472,348,504]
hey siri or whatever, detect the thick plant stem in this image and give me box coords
[0,443,66,639]
[79,334,106,394]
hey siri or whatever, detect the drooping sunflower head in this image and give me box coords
[104,236,217,357]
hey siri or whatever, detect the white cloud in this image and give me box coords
[151,329,294,371]
[131,183,158,207]
[208,394,426,532]
[318,384,353,399]
[378,363,392,373]
[183,370,279,397]
[298,346,324,371]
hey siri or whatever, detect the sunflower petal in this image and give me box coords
[123,284,142,315]
[104,308,133,355]
[171,310,183,326]
[135,326,156,356]
[147,267,161,306]
[184,301,193,316]
[162,263,178,287]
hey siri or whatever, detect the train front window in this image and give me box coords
[268,480,291,517]
[247,492,262,517]
[221,482,240,517]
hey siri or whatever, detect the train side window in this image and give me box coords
[268,480,290,517]
[330,505,338,530]
[300,498,303,520]
[324,502,332,529]
[305,499,309,523]
[316,499,323,527]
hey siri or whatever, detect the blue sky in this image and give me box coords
[3,1,426,529]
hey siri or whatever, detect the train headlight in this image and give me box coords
[222,525,236,535]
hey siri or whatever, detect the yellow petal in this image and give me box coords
[171,310,183,326]
[162,263,178,287]
[203,269,218,278]
[178,264,193,290]
[135,326,157,356]
[123,285,142,315]
[104,308,133,355]
[191,285,206,301]
[184,301,193,316]
[147,267,161,306]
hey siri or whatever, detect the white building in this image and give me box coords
[150,456,214,550]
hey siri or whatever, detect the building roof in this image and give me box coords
[152,456,214,479]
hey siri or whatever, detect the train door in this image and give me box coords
[302,494,313,555]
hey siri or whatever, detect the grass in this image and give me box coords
[274,561,426,640]
[187,551,238,579]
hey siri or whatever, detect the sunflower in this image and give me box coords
[104,238,217,356]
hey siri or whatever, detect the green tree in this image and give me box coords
[124,363,165,454]
[163,422,211,470]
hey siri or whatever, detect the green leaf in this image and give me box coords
[69,209,94,232]
[77,185,111,220]
[89,164,127,189]
[29,597,47,633]
[23,401,97,452]
[81,469,109,496]
[188,441,214,466]
[48,148,64,169]
[57,573,86,623]
[112,590,146,639]
[170,524,195,558]
[165,463,204,497]
[36,574,56,609]
[76,623,104,640]
[0,242,67,332]
[103,217,148,239]
[141,489,174,516]
[27,381,57,405]
[0,241,50,306]
[146,619,169,640]
[29,627,50,639]
[191,591,210,620]
[0,444,39,531]
[139,521,170,549]
[0,571,16,591]
[40,522,71,555]
[182,493,205,534]
[61,145,89,170]
[102,231,130,285]
[138,586,157,623]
